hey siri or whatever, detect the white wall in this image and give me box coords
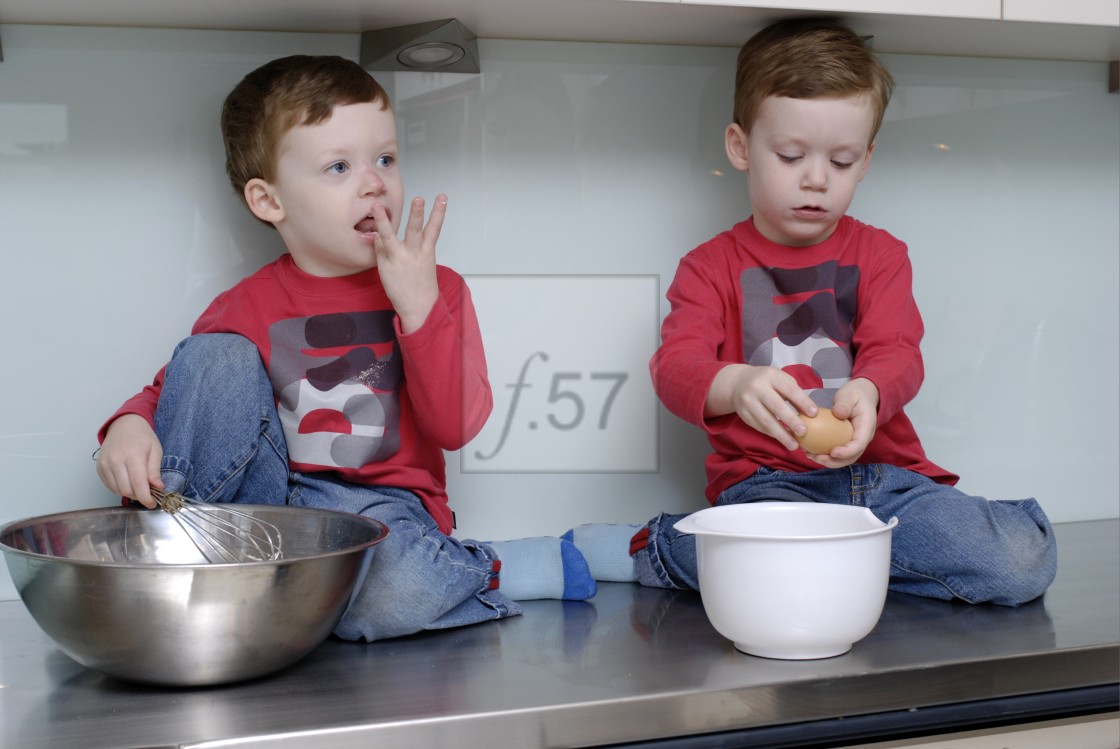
[1,25,1116,599]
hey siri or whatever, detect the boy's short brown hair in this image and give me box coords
[733,18,895,145]
[221,55,391,207]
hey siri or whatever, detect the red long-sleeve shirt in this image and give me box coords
[101,254,492,534]
[650,216,956,503]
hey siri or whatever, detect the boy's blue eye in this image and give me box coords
[327,162,349,174]
[377,154,395,168]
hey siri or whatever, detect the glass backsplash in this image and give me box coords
[0,25,1116,599]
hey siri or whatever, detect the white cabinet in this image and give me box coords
[676,0,1000,20]
[3,0,1118,60]
[1003,0,1119,26]
[666,0,1118,26]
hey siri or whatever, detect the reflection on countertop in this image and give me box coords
[1,520,1116,749]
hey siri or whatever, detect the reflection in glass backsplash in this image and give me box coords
[0,103,67,157]
[0,25,1116,599]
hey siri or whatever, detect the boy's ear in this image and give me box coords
[725,123,750,172]
[244,178,284,224]
[858,141,876,181]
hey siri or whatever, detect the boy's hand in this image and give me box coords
[804,377,879,468]
[707,364,819,452]
[95,414,164,508]
[372,194,447,334]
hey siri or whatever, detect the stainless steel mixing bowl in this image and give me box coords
[0,505,387,686]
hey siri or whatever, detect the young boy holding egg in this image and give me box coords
[566,18,1057,606]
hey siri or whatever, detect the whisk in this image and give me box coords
[151,488,283,564]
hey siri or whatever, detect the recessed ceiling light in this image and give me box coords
[397,42,466,69]
[361,19,480,74]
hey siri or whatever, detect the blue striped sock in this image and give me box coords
[561,524,640,582]
[489,537,597,601]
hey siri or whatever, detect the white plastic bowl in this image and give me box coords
[675,502,897,660]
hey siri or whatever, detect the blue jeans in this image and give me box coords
[153,334,520,641]
[634,465,1058,606]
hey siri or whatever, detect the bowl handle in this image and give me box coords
[673,515,702,535]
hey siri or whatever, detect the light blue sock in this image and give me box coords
[489,537,597,601]
[561,524,641,582]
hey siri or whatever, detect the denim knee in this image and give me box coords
[887,489,1058,606]
[333,522,507,641]
[168,333,264,379]
[633,513,698,591]
[298,482,511,641]
[969,498,1057,606]
[156,333,288,503]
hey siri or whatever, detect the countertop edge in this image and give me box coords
[173,644,1119,748]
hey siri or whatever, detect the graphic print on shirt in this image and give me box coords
[740,261,858,408]
[269,311,402,469]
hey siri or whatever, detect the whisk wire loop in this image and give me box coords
[151,488,283,564]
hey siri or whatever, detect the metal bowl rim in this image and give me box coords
[0,504,388,568]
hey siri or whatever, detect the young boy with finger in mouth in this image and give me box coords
[96,55,596,642]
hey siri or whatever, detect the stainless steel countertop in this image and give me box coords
[2,519,1117,749]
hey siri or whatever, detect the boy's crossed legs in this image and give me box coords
[153,333,595,642]
[568,465,1057,607]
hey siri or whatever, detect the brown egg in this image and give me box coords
[796,408,854,454]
